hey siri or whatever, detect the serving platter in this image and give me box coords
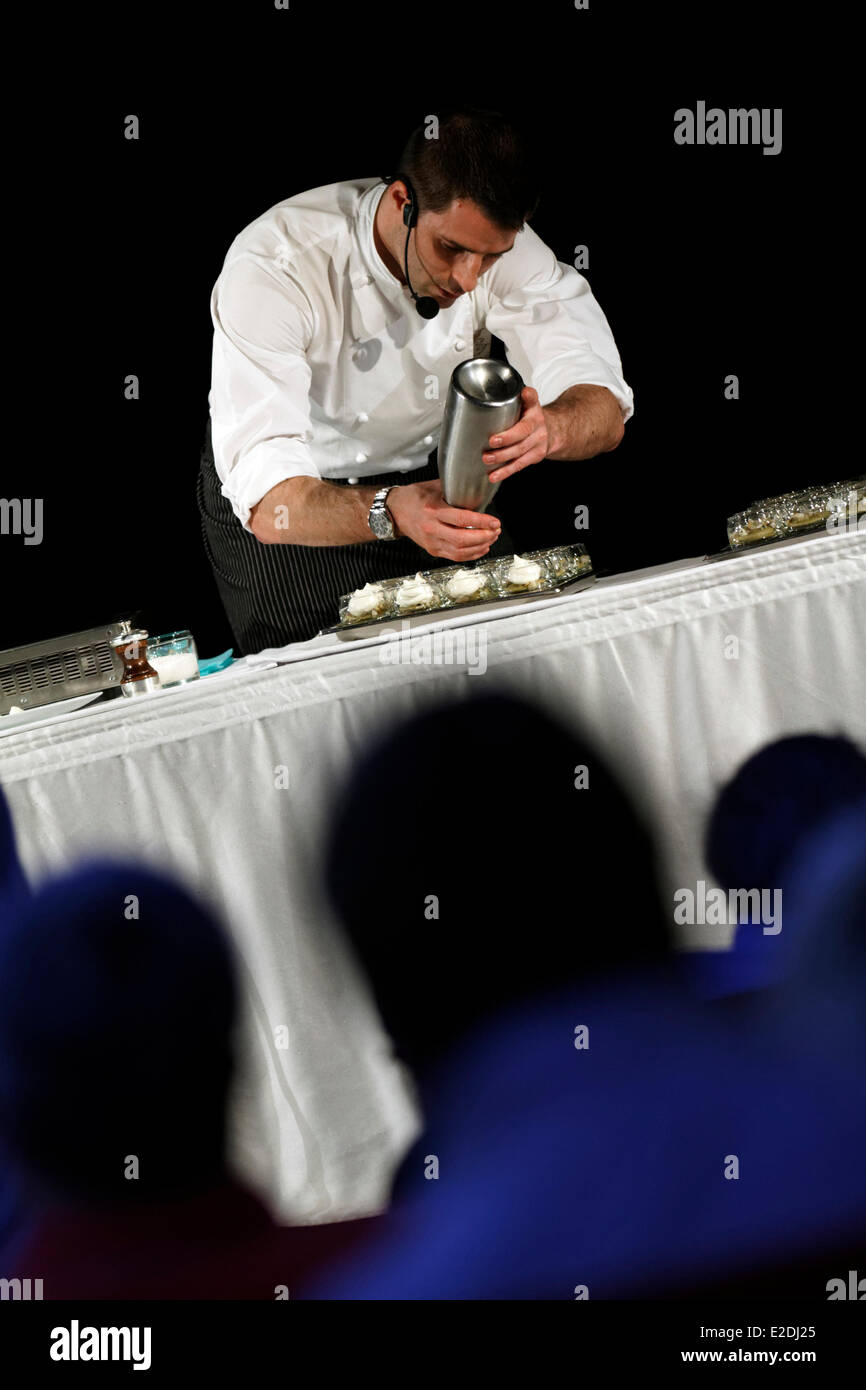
[322,569,598,640]
[702,518,848,563]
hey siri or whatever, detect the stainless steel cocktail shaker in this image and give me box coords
[438,358,525,513]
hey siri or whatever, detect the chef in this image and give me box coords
[197,107,633,652]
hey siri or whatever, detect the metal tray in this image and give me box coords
[322,569,597,639]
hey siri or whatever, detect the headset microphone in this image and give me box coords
[383,172,439,319]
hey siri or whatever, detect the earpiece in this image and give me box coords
[382,172,439,319]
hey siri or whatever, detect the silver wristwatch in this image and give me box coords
[368,485,397,541]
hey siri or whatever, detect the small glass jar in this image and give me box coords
[527,544,593,584]
[338,581,394,626]
[816,481,851,525]
[727,502,792,549]
[146,631,200,688]
[492,552,555,594]
[439,563,496,604]
[390,570,451,614]
[774,488,821,531]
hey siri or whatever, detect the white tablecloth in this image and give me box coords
[2,529,864,1222]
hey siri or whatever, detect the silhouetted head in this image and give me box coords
[774,795,866,1019]
[324,690,672,1073]
[0,861,237,1204]
[706,734,866,894]
[0,786,31,929]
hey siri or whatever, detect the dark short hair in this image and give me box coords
[393,107,540,232]
[706,734,866,893]
[324,690,672,1073]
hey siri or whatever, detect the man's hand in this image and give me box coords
[482,383,626,481]
[482,386,554,483]
[388,481,501,562]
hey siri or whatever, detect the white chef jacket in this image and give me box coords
[209,178,634,533]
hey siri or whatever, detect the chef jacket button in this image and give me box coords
[356,411,369,423]
[355,452,368,464]
[423,434,434,445]
[454,339,466,350]
[347,476,359,485]
[360,274,372,286]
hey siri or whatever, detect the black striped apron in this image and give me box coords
[195,417,514,653]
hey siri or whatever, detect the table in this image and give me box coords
[2,528,864,1222]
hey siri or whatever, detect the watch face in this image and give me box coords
[370,505,393,540]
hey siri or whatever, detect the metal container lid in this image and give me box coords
[109,621,149,649]
[453,358,523,406]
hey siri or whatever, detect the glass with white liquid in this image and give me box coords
[146,631,200,688]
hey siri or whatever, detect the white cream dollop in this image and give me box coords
[446,567,485,599]
[396,572,436,609]
[505,554,543,586]
[347,581,385,617]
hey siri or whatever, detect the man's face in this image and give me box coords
[409,198,516,307]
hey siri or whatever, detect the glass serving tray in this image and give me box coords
[322,568,597,638]
[704,517,841,563]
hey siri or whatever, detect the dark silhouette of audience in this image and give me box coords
[676,791,866,1296]
[302,695,866,1298]
[686,734,866,1001]
[322,688,672,1080]
[3,705,865,1302]
[758,794,866,1062]
[706,734,866,894]
[0,855,374,1298]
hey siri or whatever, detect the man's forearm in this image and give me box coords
[543,384,626,461]
[250,476,383,545]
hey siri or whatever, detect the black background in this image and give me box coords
[2,3,817,657]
